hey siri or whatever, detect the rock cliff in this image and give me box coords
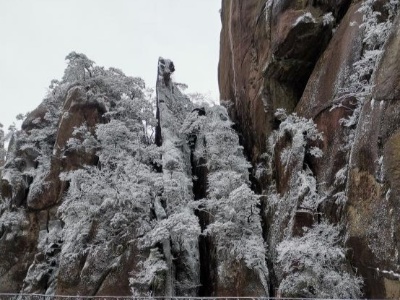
[1,0,399,297]
[0,55,269,297]
[219,0,399,297]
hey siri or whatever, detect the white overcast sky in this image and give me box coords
[0,0,221,131]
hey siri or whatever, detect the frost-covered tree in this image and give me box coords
[265,109,324,223]
[0,51,166,294]
[130,248,168,295]
[265,108,334,295]
[1,52,271,296]
[183,105,269,293]
[59,56,160,234]
[55,52,170,293]
[335,0,398,129]
[63,51,94,82]
[271,109,323,172]
[204,184,267,283]
[277,223,363,298]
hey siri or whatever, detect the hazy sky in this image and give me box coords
[0,0,221,132]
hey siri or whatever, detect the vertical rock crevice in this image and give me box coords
[188,114,218,297]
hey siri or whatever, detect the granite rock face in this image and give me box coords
[218,0,347,165]
[1,0,400,296]
[219,0,399,297]
[346,14,400,297]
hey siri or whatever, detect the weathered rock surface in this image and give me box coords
[219,0,399,297]
[218,0,346,166]
[2,0,400,296]
[27,86,105,210]
[345,13,400,298]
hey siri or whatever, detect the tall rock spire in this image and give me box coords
[154,57,200,296]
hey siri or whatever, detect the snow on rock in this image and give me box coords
[0,53,159,296]
[2,1,400,296]
[276,223,362,298]
[0,54,264,297]
[322,12,335,27]
[293,12,316,27]
[135,57,200,297]
[185,105,269,295]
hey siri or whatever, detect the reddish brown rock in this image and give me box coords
[219,0,399,297]
[345,13,400,298]
[27,86,105,210]
[373,15,400,101]
[21,103,49,132]
[0,211,39,292]
[296,3,363,118]
[218,0,344,166]
[294,3,363,222]
[219,0,273,164]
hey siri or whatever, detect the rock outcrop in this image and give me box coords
[218,0,344,166]
[148,57,269,296]
[219,0,399,297]
[2,0,400,296]
[0,61,154,296]
[0,55,269,297]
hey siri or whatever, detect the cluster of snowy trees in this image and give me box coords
[182,105,269,291]
[133,64,270,294]
[8,52,268,296]
[263,108,363,297]
[0,52,164,294]
[277,223,363,298]
[337,0,398,129]
[266,1,400,295]
[0,49,367,297]
[55,54,166,293]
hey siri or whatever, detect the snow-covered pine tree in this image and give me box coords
[277,223,363,298]
[182,104,269,294]
[1,53,270,296]
[55,53,163,295]
[0,52,164,294]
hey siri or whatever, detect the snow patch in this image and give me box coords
[293,12,316,27]
[322,12,335,26]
